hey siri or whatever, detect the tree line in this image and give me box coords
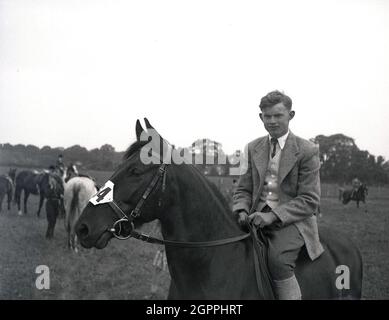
[312,134,388,185]
[1,133,388,185]
[0,143,122,172]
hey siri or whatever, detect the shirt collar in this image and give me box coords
[268,130,289,150]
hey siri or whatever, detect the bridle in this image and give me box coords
[103,162,274,299]
[106,163,251,247]
[107,163,168,240]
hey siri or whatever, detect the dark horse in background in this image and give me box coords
[342,185,368,213]
[39,172,65,239]
[14,165,77,216]
[0,168,17,213]
[14,169,46,216]
[75,119,362,299]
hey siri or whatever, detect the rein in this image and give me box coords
[130,229,251,247]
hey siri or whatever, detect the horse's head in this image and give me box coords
[39,172,64,199]
[75,119,172,249]
[64,164,79,182]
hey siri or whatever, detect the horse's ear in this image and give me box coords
[144,118,154,130]
[144,117,163,139]
[143,118,171,162]
[135,119,143,141]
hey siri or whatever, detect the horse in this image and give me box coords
[0,168,16,213]
[39,172,65,239]
[75,119,363,299]
[342,184,368,212]
[14,165,77,217]
[64,177,97,252]
[64,163,79,182]
[14,169,48,216]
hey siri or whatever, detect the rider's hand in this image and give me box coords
[248,211,278,228]
[236,210,249,229]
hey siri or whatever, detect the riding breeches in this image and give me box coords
[264,224,305,281]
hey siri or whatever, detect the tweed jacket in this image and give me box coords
[232,131,324,260]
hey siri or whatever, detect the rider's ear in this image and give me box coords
[135,119,144,142]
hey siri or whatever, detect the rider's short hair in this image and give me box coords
[259,90,292,111]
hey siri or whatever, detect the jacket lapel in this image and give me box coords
[252,137,269,209]
[278,132,300,183]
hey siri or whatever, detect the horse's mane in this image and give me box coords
[123,140,234,216]
[186,165,233,216]
[123,140,149,160]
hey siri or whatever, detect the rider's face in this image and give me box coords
[259,102,295,138]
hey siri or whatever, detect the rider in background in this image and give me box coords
[351,177,362,199]
[52,157,66,218]
[56,154,65,175]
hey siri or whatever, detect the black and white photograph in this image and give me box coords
[0,0,388,306]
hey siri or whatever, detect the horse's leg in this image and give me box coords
[0,193,4,213]
[51,200,60,238]
[45,200,54,239]
[59,198,65,219]
[66,209,77,252]
[14,184,20,213]
[48,200,60,239]
[37,193,44,217]
[70,218,79,253]
[16,188,23,215]
[69,229,77,252]
[67,229,72,249]
[7,190,12,211]
[23,190,30,215]
[73,234,79,253]
[64,210,72,249]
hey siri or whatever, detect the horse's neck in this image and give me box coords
[159,167,253,299]
[59,169,68,183]
[160,167,239,241]
[8,172,15,183]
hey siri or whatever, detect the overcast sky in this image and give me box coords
[1,0,388,160]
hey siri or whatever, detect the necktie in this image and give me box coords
[270,137,278,158]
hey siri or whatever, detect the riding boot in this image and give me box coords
[273,275,302,300]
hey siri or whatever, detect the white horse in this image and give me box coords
[64,177,97,252]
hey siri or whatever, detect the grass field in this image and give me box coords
[0,166,388,299]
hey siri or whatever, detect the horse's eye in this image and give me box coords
[129,167,141,176]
